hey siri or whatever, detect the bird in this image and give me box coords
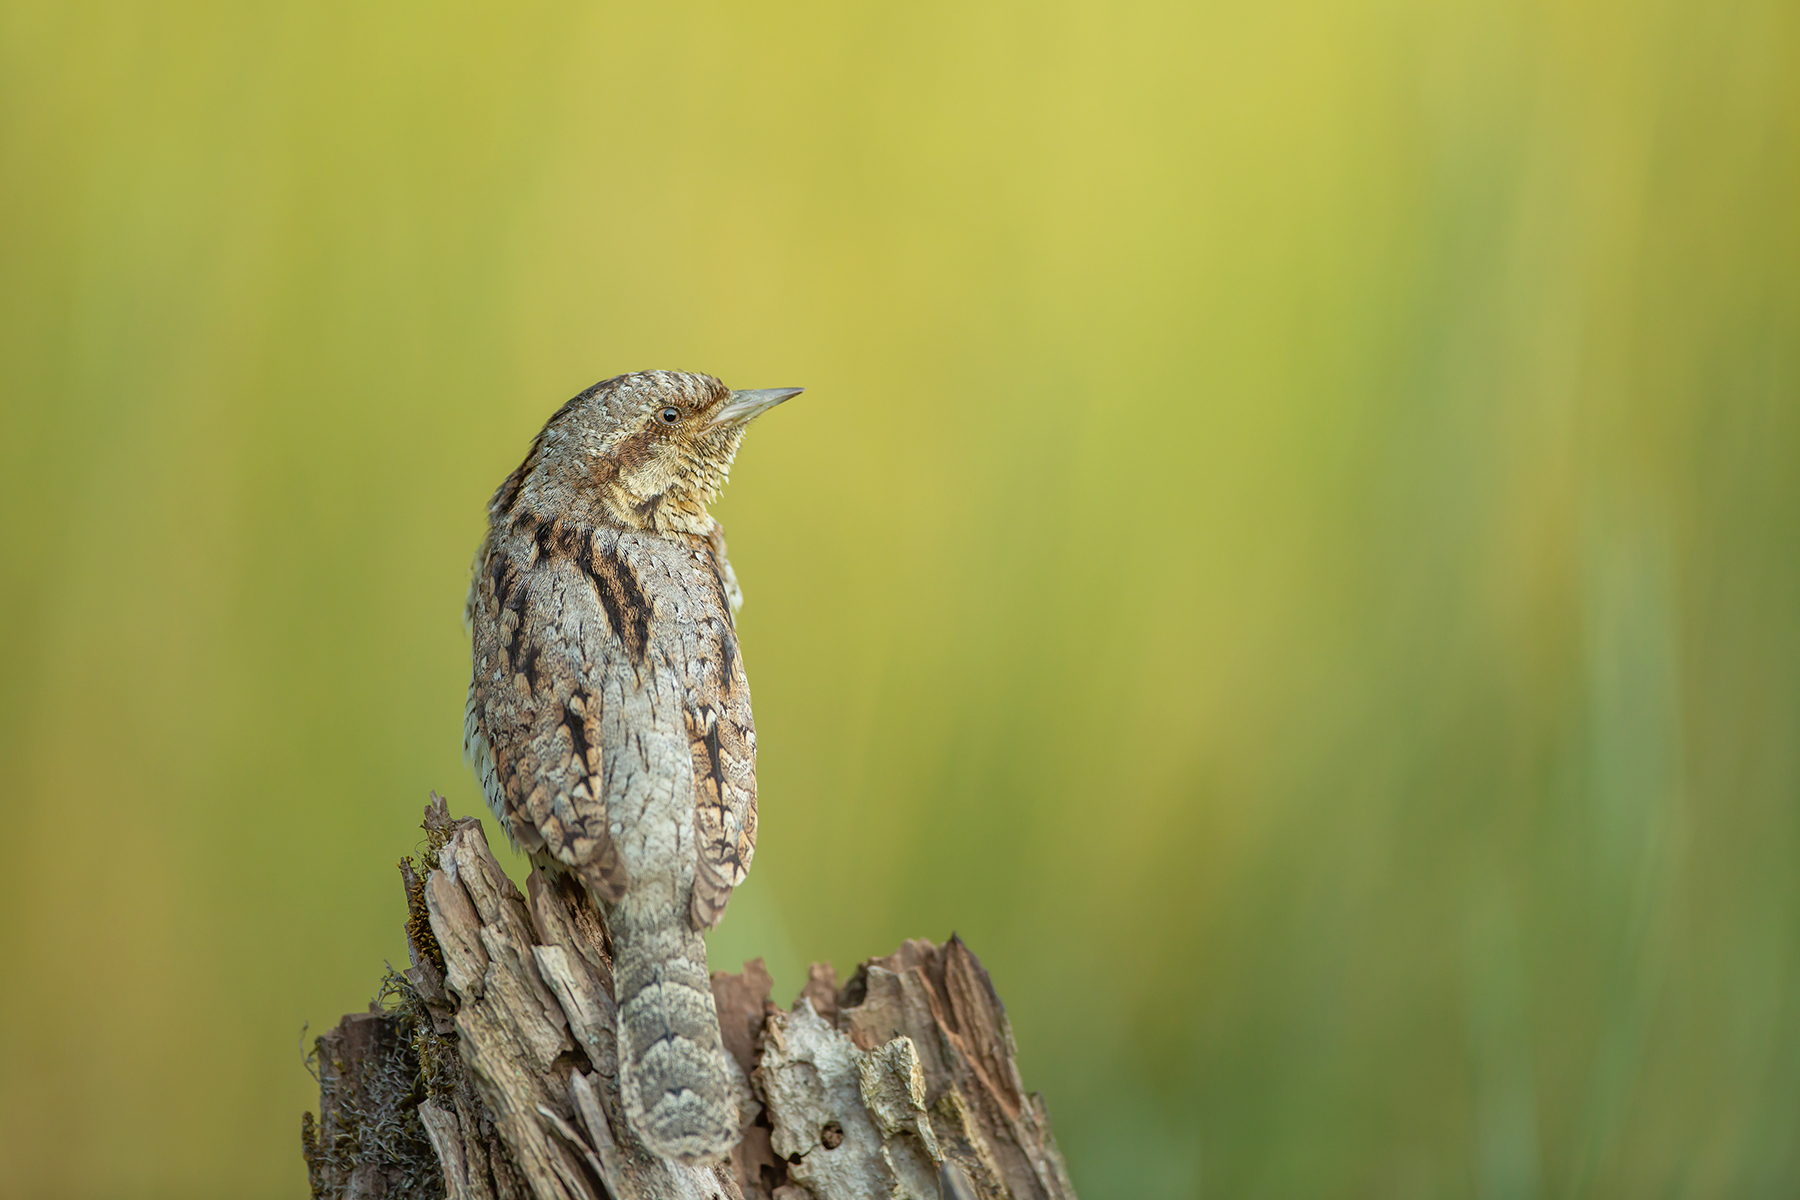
[463,370,800,1164]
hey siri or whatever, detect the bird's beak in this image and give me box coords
[711,387,803,428]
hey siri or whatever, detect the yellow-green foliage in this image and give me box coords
[2,1,1797,1197]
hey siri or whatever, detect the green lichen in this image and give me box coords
[300,973,444,1199]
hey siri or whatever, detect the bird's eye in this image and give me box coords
[658,406,681,426]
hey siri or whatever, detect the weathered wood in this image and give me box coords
[305,799,1077,1200]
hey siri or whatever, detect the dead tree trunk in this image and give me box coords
[303,798,1078,1200]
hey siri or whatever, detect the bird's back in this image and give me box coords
[465,511,756,1162]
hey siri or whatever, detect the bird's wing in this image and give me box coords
[686,527,757,929]
[467,523,628,901]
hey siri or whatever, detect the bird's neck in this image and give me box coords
[601,483,714,538]
[509,491,713,549]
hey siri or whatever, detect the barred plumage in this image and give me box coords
[464,371,797,1164]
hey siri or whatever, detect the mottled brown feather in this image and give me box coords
[463,370,791,1164]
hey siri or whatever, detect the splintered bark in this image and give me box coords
[303,799,1078,1200]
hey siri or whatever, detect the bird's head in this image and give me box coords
[494,371,801,536]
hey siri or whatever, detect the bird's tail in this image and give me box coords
[611,888,739,1164]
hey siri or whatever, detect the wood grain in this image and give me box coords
[303,800,1077,1200]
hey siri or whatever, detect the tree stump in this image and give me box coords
[303,798,1078,1200]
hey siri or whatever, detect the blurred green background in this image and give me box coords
[3,0,1798,1196]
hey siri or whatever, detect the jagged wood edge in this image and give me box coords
[421,813,740,1200]
[304,801,1079,1200]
